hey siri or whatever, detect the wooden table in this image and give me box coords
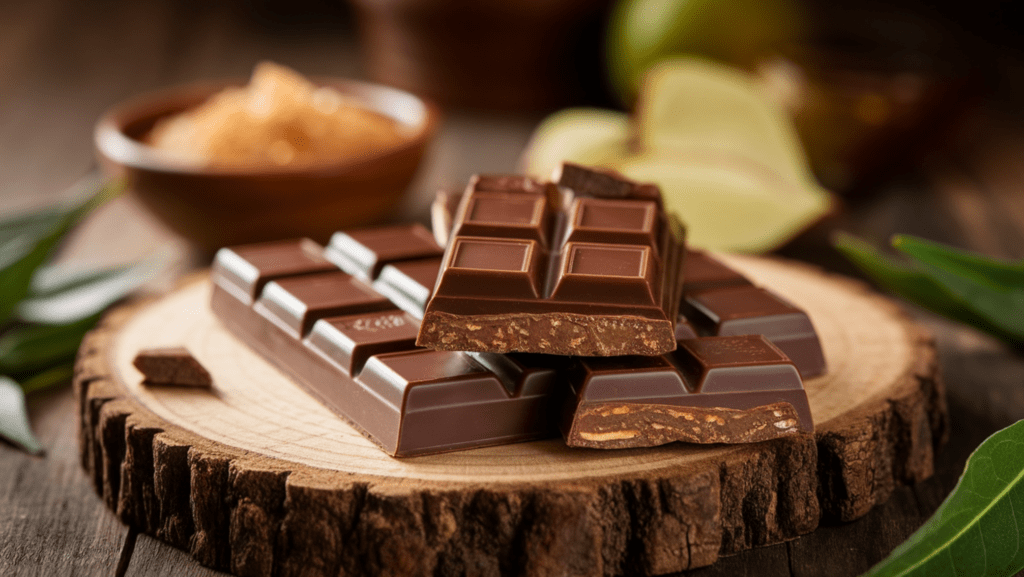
[3,1,1024,575]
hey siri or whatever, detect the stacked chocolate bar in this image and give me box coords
[210,164,824,457]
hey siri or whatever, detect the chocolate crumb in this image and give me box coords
[133,347,212,388]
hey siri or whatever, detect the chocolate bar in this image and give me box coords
[428,188,826,377]
[210,228,564,457]
[561,335,814,449]
[210,225,817,454]
[417,168,686,356]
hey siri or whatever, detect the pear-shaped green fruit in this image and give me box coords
[636,58,815,186]
[612,152,832,252]
[520,108,632,179]
[607,0,802,104]
[520,58,834,253]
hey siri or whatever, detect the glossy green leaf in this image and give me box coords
[0,375,43,454]
[893,235,1024,290]
[17,257,160,325]
[0,313,102,377]
[892,252,1024,341]
[0,180,121,325]
[832,233,997,332]
[865,419,1024,577]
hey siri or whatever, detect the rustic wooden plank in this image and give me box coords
[126,534,228,577]
[0,387,130,576]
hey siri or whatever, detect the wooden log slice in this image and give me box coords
[74,255,947,577]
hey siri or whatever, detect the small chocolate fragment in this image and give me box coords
[557,162,637,201]
[562,335,813,449]
[133,347,212,388]
[683,285,827,378]
[418,167,685,357]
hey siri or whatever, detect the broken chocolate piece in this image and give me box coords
[561,335,813,449]
[133,347,212,387]
[683,285,827,378]
[417,168,685,356]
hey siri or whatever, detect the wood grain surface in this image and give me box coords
[73,254,944,575]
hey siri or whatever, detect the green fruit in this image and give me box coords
[612,152,832,253]
[520,59,833,253]
[520,108,632,179]
[607,0,801,104]
[636,58,814,187]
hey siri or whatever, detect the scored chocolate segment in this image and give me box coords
[306,310,420,376]
[562,335,813,450]
[419,167,684,357]
[360,350,561,454]
[552,243,657,306]
[454,191,553,244]
[325,224,443,280]
[564,197,660,247]
[213,238,337,303]
[682,250,753,293]
[256,272,394,338]
[371,257,444,318]
[210,236,564,457]
[439,238,544,299]
[683,285,827,378]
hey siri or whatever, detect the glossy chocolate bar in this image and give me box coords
[209,227,562,457]
[418,167,686,357]
[562,335,814,449]
[429,190,826,377]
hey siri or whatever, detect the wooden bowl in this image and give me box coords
[94,78,439,252]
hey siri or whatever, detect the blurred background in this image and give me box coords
[3,0,1024,266]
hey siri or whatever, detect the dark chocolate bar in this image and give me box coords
[418,167,686,356]
[561,335,814,449]
[210,228,564,457]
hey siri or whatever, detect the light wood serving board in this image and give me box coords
[74,255,946,577]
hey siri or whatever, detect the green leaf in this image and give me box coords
[894,252,1024,341]
[0,375,43,454]
[0,180,122,325]
[19,363,76,395]
[0,313,102,376]
[864,419,1024,577]
[17,257,160,325]
[833,233,993,327]
[893,235,1024,290]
